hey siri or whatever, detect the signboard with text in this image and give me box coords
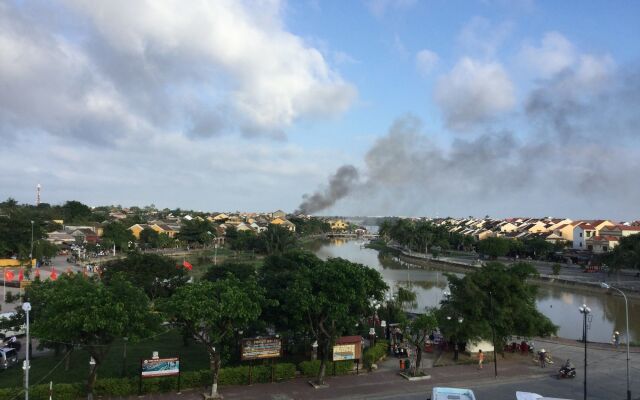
[332,336,362,361]
[141,357,180,378]
[241,337,282,361]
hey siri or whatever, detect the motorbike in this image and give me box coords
[558,366,576,379]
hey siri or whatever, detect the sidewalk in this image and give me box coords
[126,354,549,400]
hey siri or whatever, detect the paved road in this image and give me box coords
[125,339,639,400]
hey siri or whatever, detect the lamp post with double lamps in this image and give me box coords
[579,304,591,400]
[601,282,631,400]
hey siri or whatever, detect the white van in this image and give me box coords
[430,387,477,400]
[0,312,26,338]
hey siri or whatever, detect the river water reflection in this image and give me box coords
[309,238,639,343]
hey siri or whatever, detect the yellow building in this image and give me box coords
[330,220,348,231]
[129,224,150,240]
[0,259,36,267]
[151,224,178,238]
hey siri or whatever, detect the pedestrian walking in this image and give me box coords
[477,349,484,369]
[453,342,459,361]
[539,349,547,368]
[613,331,620,348]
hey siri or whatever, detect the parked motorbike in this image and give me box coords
[558,366,576,379]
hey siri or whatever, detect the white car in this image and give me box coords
[0,312,26,338]
[430,387,476,400]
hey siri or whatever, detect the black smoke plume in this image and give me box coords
[296,165,360,214]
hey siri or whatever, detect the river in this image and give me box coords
[308,238,640,343]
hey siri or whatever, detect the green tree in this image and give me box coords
[477,237,510,259]
[262,225,296,255]
[203,262,257,283]
[260,251,387,385]
[62,200,93,223]
[178,219,216,246]
[402,311,438,374]
[605,234,640,272]
[161,278,264,399]
[139,227,160,248]
[552,263,562,275]
[440,262,556,353]
[101,253,189,300]
[28,274,159,399]
[102,222,136,251]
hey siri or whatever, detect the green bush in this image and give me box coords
[552,263,562,275]
[298,360,354,377]
[94,378,135,396]
[363,340,388,369]
[0,383,83,400]
[0,363,297,398]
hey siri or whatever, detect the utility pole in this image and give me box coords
[22,302,31,400]
[579,304,591,400]
[489,291,498,379]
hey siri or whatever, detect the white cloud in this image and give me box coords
[434,57,516,131]
[0,0,356,142]
[518,31,576,77]
[415,49,439,76]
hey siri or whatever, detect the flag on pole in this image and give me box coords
[182,260,193,270]
[35,268,41,279]
[18,269,23,282]
[4,270,14,282]
[50,267,58,281]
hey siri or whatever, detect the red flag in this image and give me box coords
[35,269,41,279]
[182,260,193,271]
[18,269,23,282]
[4,270,14,282]
[50,267,58,281]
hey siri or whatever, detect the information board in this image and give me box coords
[332,344,357,361]
[141,357,180,378]
[241,337,282,360]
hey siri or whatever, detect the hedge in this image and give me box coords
[298,360,354,377]
[363,340,388,369]
[0,363,297,400]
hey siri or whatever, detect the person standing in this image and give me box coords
[613,331,620,348]
[454,342,459,361]
[477,349,484,369]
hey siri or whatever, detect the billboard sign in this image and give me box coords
[332,344,356,361]
[241,337,282,360]
[141,357,180,378]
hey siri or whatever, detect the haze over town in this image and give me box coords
[1,0,639,219]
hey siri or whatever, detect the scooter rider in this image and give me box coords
[562,359,574,371]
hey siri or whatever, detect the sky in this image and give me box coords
[1,0,639,219]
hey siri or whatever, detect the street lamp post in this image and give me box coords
[22,302,31,400]
[601,282,631,400]
[579,304,591,400]
[29,221,34,261]
[446,316,464,361]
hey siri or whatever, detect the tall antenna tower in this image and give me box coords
[36,184,41,206]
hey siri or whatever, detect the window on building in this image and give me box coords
[579,232,583,237]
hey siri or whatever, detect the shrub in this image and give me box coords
[363,340,388,369]
[94,378,135,397]
[0,383,83,400]
[552,263,562,275]
[298,360,354,377]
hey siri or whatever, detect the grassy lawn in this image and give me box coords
[0,330,211,388]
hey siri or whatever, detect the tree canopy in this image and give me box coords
[606,234,640,271]
[477,237,510,259]
[439,262,556,348]
[101,222,136,251]
[259,251,388,384]
[161,277,264,399]
[27,274,159,398]
[101,253,189,300]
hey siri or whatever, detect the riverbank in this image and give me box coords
[385,245,640,300]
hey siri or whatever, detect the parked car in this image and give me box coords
[0,347,19,370]
[429,387,476,400]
